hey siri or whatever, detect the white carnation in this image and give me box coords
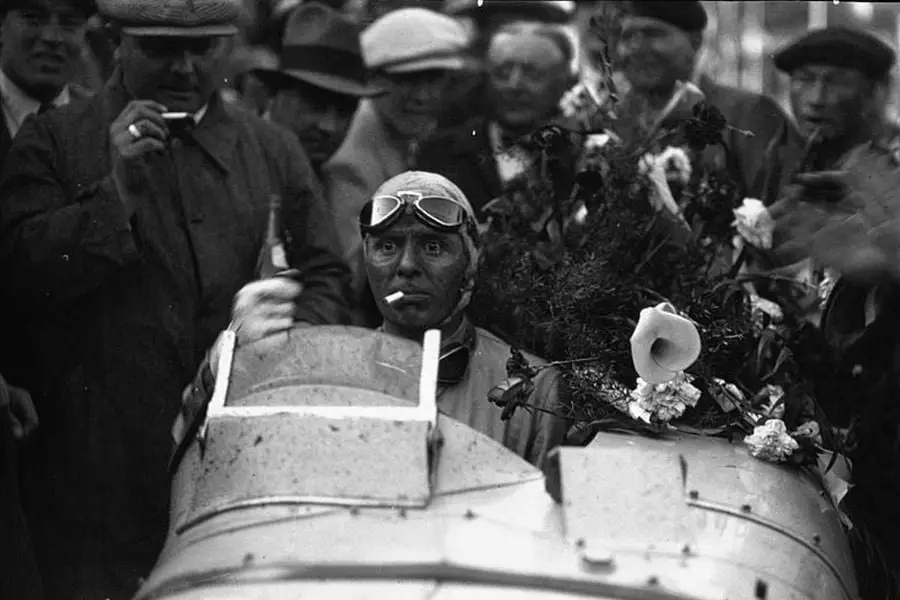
[744,418,799,462]
[628,372,702,424]
[733,198,775,249]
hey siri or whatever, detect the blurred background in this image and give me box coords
[228,1,900,114]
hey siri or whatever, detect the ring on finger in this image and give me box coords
[128,123,142,140]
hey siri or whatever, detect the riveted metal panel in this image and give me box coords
[176,411,433,532]
[228,326,423,406]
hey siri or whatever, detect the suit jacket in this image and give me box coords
[697,75,798,200]
[0,71,350,600]
[0,83,92,167]
[416,117,502,219]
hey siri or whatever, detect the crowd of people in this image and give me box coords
[2,0,900,598]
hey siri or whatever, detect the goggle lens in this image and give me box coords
[360,192,467,232]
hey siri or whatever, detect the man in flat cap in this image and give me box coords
[614,0,795,202]
[255,1,384,180]
[0,0,351,597]
[742,27,899,326]
[762,26,899,201]
[324,7,468,326]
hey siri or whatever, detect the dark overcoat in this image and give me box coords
[0,72,351,600]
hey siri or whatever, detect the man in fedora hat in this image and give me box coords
[0,0,351,597]
[255,1,383,178]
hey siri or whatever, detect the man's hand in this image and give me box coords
[0,375,38,440]
[110,100,169,203]
[208,278,306,375]
[231,277,304,345]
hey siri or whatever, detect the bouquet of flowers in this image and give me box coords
[470,29,840,467]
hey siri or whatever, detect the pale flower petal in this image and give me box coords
[733,198,775,249]
[745,419,799,462]
[629,372,701,423]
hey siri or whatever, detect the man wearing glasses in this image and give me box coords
[179,171,568,471]
[0,0,350,597]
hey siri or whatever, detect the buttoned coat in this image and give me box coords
[0,72,351,599]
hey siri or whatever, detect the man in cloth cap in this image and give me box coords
[176,170,569,470]
[614,1,794,202]
[324,7,468,326]
[762,26,898,203]
[254,1,384,180]
[0,0,351,597]
[743,28,899,332]
[755,28,900,597]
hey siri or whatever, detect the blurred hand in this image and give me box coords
[0,374,38,440]
[208,278,305,375]
[231,277,304,344]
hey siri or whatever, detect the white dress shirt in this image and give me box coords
[0,69,70,137]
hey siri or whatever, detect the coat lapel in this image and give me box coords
[191,95,237,175]
[473,120,503,201]
[0,114,12,168]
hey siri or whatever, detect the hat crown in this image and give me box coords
[281,2,361,56]
[362,7,468,71]
[97,0,240,33]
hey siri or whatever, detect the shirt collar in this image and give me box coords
[0,68,69,136]
[193,104,209,125]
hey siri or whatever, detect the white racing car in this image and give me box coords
[134,326,858,600]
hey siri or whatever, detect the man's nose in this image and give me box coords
[171,51,196,75]
[808,80,828,106]
[38,20,65,45]
[396,244,420,276]
[318,107,339,134]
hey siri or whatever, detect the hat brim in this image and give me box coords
[452,2,572,24]
[122,24,238,37]
[381,56,469,74]
[255,68,386,97]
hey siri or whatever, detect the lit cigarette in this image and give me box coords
[384,291,405,304]
[162,112,190,120]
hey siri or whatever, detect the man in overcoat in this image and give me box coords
[0,2,95,599]
[0,0,351,598]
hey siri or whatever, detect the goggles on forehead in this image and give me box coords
[359,191,468,235]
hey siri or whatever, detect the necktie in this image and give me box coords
[37,103,54,115]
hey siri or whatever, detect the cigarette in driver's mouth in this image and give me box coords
[384,291,405,305]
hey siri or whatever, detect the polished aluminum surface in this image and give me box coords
[137,327,858,600]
